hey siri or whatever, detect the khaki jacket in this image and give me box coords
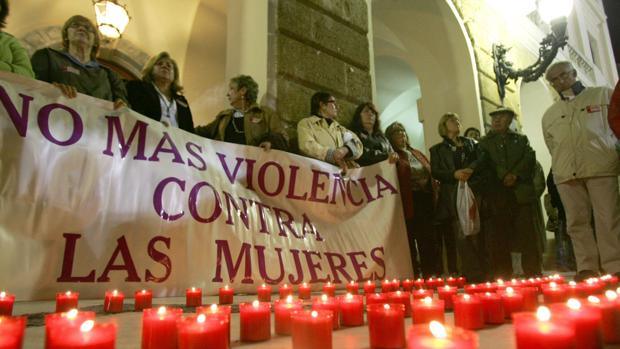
[196,104,288,149]
[297,115,363,163]
[542,86,618,184]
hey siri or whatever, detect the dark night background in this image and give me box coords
[603,0,619,73]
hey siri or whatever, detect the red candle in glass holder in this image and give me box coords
[366,292,387,306]
[550,299,603,349]
[402,279,415,292]
[464,284,482,295]
[186,287,202,307]
[600,274,619,288]
[381,279,393,293]
[291,310,333,349]
[298,282,311,300]
[453,294,484,330]
[240,300,271,342]
[513,306,576,349]
[479,292,504,324]
[197,304,232,345]
[387,291,412,317]
[457,277,467,288]
[56,291,79,313]
[275,296,304,335]
[49,319,116,349]
[542,282,567,304]
[566,281,585,298]
[426,277,444,289]
[103,290,124,313]
[437,286,458,310]
[346,281,359,295]
[364,280,376,294]
[519,286,539,311]
[412,288,433,300]
[392,279,401,291]
[312,294,340,330]
[279,284,293,299]
[480,282,497,293]
[495,279,507,292]
[339,293,364,326]
[412,297,445,324]
[582,279,604,296]
[323,282,336,297]
[257,283,272,302]
[0,316,25,349]
[134,289,152,311]
[45,309,96,348]
[177,314,228,349]
[500,287,524,319]
[219,285,234,305]
[142,306,183,349]
[367,303,405,349]
[588,293,620,344]
[0,291,15,316]
[414,278,426,289]
[407,321,478,349]
[446,277,459,288]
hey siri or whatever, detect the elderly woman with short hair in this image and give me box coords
[31,15,127,108]
[126,52,194,133]
[386,121,440,278]
[429,113,489,282]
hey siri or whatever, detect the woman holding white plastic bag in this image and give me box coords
[430,113,490,282]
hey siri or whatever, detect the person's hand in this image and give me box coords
[53,82,77,98]
[333,147,349,162]
[388,152,399,164]
[113,99,127,110]
[259,141,272,151]
[336,159,349,174]
[503,173,517,187]
[454,168,473,181]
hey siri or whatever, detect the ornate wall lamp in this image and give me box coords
[93,0,131,40]
[492,0,574,102]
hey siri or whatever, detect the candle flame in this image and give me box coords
[367,281,372,285]
[586,279,595,285]
[393,279,397,282]
[587,296,600,304]
[112,290,118,296]
[485,292,491,296]
[506,287,514,295]
[350,281,355,285]
[536,306,551,321]
[262,283,266,288]
[429,321,447,339]
[550,282,557,289]
[569,281,576,286]
[67,309,78,320]
[396,291,401,295]
[463,295,471,300]
[327,282,331,286]
[197,314,206,323]
[286,295,293,303]
[497,279,504,284]
[567,299,581,310]
[511,279,517,283]
[311,310,318,318]
[0,291,5,298]
[141,289,146,294]
[445,286,451,290]
[321,294,328,302]
[605,290,618,301]
[423,296,432,304]
[66,291,71,295]
[80,320,94,333]
[224,285,229,290]
[191,287,196,291]
[252,300,259,307]
[383,304,390,310]
[346,293,353,300]
[486,282,491,286]
[210,304,218,312]
[157,306,166,315]
[303,282,308,287]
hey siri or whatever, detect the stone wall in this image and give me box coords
[270,0,372,146]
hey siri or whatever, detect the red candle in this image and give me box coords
[323,282,336,297]
[103,290,124,313]
[437,286,458,310]
[275,296,304,335]
[56,291,79,313]
[500,287,524,319]
[239,300,271,342]
[141,306,183,349]
[387,291,412,317]
[312,294,340,329]
[588,294,620,344]
[392,278,401,291]
[495,279,507,292]
[48,319,116,349]
[177,314,228,349]
[338,293,364,326]
[456,277,467,288]
[219,285,234,305]
[513,306,576,349]
[464,284,483,295]
[134,289,153,311]
[412,289,433,300]
[519,286,539,311]
[291,310,333,349]
[197,304,232,345]
[0,291,15,316]
[426,277,444,289]
[0,316,25,349]
[479,292,504,324]
[407,321,478,349]
[550,299,603,349]
[413,278,426,289]
[298,282,311,300]
[382,279,393,293]
[542,282,567,304]
[279,283,293,299]
[582,279,603,296]
[45,309,95,348]
[257,283,272,302]
[186,287,202,307]
[446,277,459,288]
[402,279,415,292]
[480,282,497,293]
[565,281,585,298]
[453,294,484,330]
[600,274,619,288]
[364,280,376,294]
[346,281,359,295]
[367,303,405,349]
[412,297,445,324]
[366,292,387,306]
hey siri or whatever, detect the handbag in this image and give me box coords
[456,181,480,236]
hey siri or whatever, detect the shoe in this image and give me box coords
[574,270,599,282]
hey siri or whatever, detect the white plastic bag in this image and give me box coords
[456,181,480,236]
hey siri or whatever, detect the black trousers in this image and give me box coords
[406,190,442,278]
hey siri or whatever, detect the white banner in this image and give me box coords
[0,72,411,300]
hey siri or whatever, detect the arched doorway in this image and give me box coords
[372,0,482,152]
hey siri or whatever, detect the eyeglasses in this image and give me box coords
[68,22,96,34]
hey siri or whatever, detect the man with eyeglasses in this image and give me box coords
[542,61,620,282]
